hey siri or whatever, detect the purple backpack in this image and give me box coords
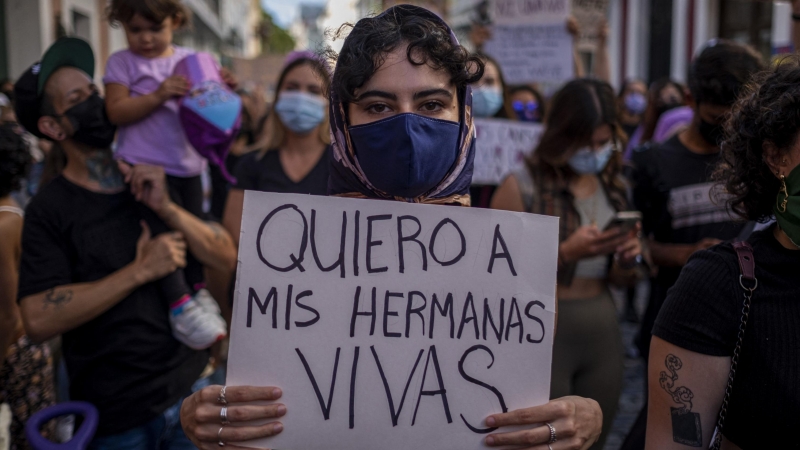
[174,52,241,182]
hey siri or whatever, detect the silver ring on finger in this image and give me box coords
[547,422,558,443]
[218,385,228,405]
[220,406,230,425]
[218,426,225,446]
[548,445,553,450]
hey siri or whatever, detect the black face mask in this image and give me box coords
[63,92,117,148]
[656,101,682,117]
[698,117,723,146]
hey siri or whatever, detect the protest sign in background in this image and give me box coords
[472,118,543,186]
[227,192,559,450]
[572,0,609,50]
[484,0,574,84]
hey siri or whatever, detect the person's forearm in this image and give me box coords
[593,41,611,82]
[649,240,694,267]
[573,46,586,78]
[19,263,146,343]
[161,203,237,272]
[0,312,20,368]
[0,261,22,367]
[106,92,165,125]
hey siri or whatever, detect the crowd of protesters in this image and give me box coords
[0,0,798,449]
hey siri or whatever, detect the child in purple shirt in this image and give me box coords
[104,0,227,350]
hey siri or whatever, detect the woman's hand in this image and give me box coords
[485,396,602,449]
[220,68,239,90]
[180,385,286,449]
[566,16,580,38]
[614,223,643,267]
[560,225,628,263]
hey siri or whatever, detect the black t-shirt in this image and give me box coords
[653,227,800,449]
[18,176,207,436]
[632,136,745,356]
[234,146,331,195]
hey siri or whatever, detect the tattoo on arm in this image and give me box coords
[208,222,224,242]
[43,288,73,311]
[660,354,703,447]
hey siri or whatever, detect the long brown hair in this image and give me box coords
[528,78,626,192]
[258,57,331,158]
[476,52,516,120]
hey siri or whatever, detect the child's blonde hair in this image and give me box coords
[107,0,190,28]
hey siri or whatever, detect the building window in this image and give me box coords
[72,9,91,42]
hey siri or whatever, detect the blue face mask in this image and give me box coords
[568,142,615,174]
[274,91,326,134]
[472,86,504,118]
[349,113,460,198]
[624,92,647,115]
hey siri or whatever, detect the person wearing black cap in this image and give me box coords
[14,37,237,446]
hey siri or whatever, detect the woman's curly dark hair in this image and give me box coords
[327,5,484,104]
[0,123,31,198]
[714,58,800,222]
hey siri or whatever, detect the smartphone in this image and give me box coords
[604,211,642,234]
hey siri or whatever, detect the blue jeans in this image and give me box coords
[88,376,211,450]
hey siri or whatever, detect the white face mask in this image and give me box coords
[567,142,615,174]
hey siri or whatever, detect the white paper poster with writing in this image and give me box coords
[484,0,574,84]
[227,192,559,450]
[473,118,543,186]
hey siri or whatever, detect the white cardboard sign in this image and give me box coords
[473,118,544,186]
[484,23,574,84]
[227,192,558,450]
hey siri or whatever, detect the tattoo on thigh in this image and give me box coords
[43,288,73,311]
[660,354,702,447]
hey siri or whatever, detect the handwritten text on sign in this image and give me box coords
[473,118,543,186]
[227,193,559,450]
[484,23,574,84]
[492,0,570,26]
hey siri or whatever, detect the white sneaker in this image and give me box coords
[170,296,227,350]
[193,288,228,329]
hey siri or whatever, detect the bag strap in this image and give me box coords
[710,241,757,450]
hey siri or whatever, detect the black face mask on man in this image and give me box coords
[697,117,723,146]
[62,92,117,148]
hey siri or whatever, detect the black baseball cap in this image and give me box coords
[13,37,95,138]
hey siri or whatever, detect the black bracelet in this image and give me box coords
[793,13,800,21]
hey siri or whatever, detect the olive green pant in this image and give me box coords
[550,291,624,450]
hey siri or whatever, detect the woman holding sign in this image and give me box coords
[181,5,603,450]
[491,78,644,449]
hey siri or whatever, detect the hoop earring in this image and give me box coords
[778,174,789,213]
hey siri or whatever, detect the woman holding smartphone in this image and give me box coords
[491,78,644,450]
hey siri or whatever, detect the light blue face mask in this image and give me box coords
[274,91,326,134]
[472,86,504,117]
[568,142,615,174]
